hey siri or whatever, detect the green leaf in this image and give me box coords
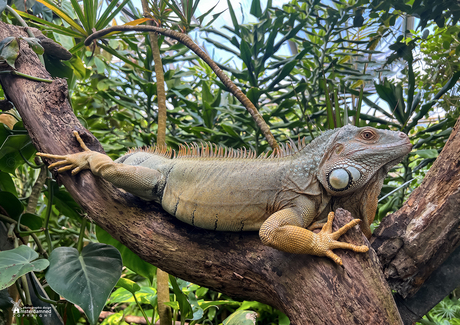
[116,278,140,294]
[246,87,260,104]
[34,0,87,35]
[94,0,131,30]
[221,123,240,139]
[110,286,156,305]
[48,184,83,221]
[0,171,17,196]
[0,191,23,219]
[433,71,460,100]
[0,289,13,309]
[415,149,438,159]
[94,56,105,74]
[22,37,44,55]
[0,37,19,69]
[98,43,149,72]
[169,275,193,319]
[18,213,43,230]
[250,0,262,18]
[0,0,6,15]
[187,291,204,320]
[45,243,122,325]
[0,141,35,174]
[223,310,257,325]
[96,226,156,285]
[226,0,239,35]
[239,39,253,70]
[0,246,49,290]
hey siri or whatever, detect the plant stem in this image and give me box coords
[0,213,48,258]
[133,294,152,325]
[44,178,54,253]
[84,26,279,150]
[77,218,87,253]
[0,71,52,83]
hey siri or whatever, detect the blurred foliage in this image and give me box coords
[0,0,459,323]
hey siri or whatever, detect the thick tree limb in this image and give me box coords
[0,21,402,324]
[372,117,460,322]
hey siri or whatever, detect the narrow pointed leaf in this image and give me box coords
[250,0,262,18]
[169,275,193,319]
[95,0,132,30]
[18,12,83,37]
[98,43,149,71]
[69,0,88,31]
[35,0,87,35]
[433,71,460,100]
[227,0,239,35]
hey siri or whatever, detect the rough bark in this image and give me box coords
[371,116,460,292]
[371,117,460,321]
[0,22,403,324]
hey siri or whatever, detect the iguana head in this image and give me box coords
[317,125,412,196]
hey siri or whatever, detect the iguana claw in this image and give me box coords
[36,131,94,175]
[316,212,369,265]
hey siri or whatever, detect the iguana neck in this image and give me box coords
[282,129,339,196]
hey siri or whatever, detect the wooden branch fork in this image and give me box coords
[2,21,460,324]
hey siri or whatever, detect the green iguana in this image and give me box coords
[37,125,412,265]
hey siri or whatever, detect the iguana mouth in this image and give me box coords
[383,141,413,172]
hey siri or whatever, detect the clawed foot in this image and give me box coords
[316,212,369,265]
[36,131,93,175]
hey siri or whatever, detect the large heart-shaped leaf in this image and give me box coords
[96,226,156,284]
[0,245,49,290]
[45,243,122,325]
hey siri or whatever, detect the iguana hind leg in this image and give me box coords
[37,131,165,201]
[259,210,368,265]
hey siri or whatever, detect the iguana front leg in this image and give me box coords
[37,131,164,201]
[260,209,368,265]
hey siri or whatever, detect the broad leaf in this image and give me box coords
[0,171,17,196]
[415,149,438,159]
[96,225,156,284]
[0,191,23,219]
[0,246,49,290]
[0,37,19,69]
[0,0,6,15]
[109,286,156,305]
[45,243,122,325]
[223,310,257,324]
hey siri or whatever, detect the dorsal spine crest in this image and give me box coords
[122,136,318,161]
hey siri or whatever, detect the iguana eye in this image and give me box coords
[328,168,350,191]
[360,129,376,141]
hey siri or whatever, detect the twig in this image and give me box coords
[84,26,279,150]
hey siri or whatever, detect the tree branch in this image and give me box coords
[0,21,401,324]
[371,116,460,323]
[84,25,279,150]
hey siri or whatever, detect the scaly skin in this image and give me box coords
[37,126,412,265]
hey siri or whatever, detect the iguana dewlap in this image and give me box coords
[37,125,412,265]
